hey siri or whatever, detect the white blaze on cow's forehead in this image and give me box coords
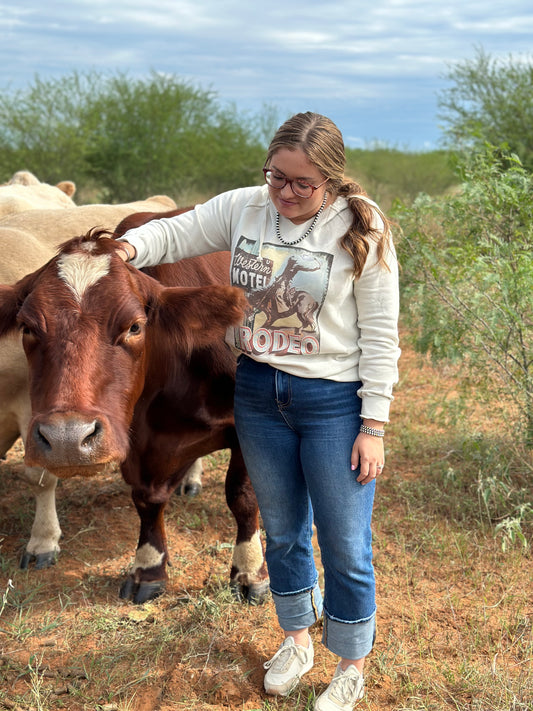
[57,251,111,302]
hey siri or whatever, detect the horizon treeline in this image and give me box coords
[0,70,456,209]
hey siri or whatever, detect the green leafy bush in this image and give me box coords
[0,71,266,202]
[82,72,266,202]
[396,145,533,447]
[0,72,101,186]
[438,47,533,171]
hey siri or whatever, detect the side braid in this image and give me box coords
[336,180,392,279]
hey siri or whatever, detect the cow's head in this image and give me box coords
[0,230,246,478]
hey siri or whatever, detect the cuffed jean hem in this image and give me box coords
[271,582,323,632]
[322,610,377,660]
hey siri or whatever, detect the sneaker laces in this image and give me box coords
[263,641,309,673]
[328,669,363,705]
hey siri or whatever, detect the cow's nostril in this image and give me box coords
[81,420,102,447]
[36,426,52,451]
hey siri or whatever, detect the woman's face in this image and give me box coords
[267,147,329,225]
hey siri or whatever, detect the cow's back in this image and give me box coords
[145,251,232,289]
[0,196,176,249]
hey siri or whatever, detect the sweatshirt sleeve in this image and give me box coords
[117,190,240,268]
[354,237,401,423]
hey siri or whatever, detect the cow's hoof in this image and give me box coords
[176,482,203,497]
[19,550,58,570]
[230,579,270,605]
[119,577,166,604]
[184,482,202,497]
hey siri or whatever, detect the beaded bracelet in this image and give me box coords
[360,424,385,437]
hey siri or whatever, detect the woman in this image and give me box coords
[117,112,400,711]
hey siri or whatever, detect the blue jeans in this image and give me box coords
[234,356,376,660]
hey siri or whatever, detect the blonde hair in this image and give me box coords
[266,112,391,278]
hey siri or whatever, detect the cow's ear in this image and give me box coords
[0,269,42,338]
[156,285,247,351]
[0,284,21,337]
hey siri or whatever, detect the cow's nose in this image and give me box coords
[33,414,103,463]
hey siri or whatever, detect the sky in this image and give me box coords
[2,1,533,151]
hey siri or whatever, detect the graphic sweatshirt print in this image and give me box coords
[120,185,400,422]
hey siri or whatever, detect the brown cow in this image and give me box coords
[0,230,268,604]
[114,207,205,498]
[0,196,183,570]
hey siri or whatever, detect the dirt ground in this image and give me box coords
[0,346,531,711]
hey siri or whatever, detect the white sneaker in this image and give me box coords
[314,663,364,711]
[263,635,314,696]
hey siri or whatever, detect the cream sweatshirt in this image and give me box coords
[120,185,400,422]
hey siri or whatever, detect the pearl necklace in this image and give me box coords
[275,192,328,246]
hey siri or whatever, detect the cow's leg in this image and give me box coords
[8,402,62,569]
[120,447,268,606]
[119,491,169,604]
[176,457,203,497]
[225,445,269,604]
[19,466,61,569]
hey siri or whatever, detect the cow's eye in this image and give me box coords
[20,324,34,337]
[122,321,145,343]
[117,319,146,346]
[19,323,39,346]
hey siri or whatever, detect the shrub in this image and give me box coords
[396,145,533,447]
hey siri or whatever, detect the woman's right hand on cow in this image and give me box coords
[115,241,136,262]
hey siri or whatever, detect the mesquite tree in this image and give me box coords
[397,146,533,447]
[0,71,266,202]
[438,48,533,171]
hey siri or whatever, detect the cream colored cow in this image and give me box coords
[0,170,77,217]
[0,196,183,568]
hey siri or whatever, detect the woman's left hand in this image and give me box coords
[351,432,385,485]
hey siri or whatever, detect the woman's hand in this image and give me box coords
[351,428,385,485]
[115,241,136,262]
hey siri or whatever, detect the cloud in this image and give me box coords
[1,0,532,149]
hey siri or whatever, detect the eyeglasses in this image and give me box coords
[263,168,328,199]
